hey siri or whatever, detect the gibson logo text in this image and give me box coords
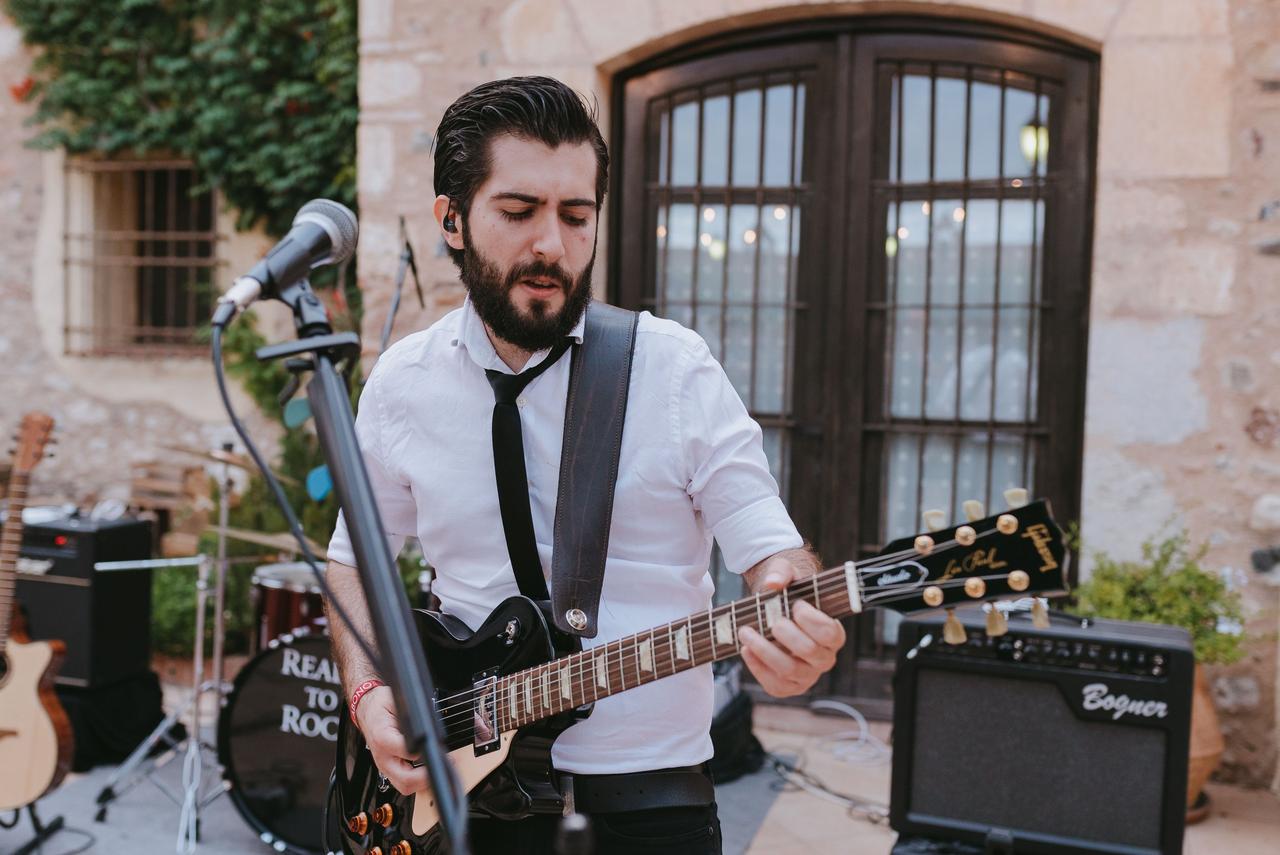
[1021,523,1058,572]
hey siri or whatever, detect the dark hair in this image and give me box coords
[433,76,609,265]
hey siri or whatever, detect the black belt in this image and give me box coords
[566,764,715,814]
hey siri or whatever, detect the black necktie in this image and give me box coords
[485,339,573,600]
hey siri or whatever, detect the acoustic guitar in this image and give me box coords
[334,492,1068,854]
[0,411,73,810]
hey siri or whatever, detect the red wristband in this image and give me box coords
[350,679,385,722]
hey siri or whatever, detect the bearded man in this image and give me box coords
[325,76,845,854]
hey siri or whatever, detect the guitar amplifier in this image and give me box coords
[15,514,153,687]
[891,609,1194,855]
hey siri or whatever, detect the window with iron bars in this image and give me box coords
[63,159,221,357]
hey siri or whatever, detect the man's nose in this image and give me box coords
[530,211,566,265]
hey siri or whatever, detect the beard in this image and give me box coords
[459,228,594,353]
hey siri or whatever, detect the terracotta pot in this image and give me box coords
[1186,664,1224,814]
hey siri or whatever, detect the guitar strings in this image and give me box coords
[425,525,1007,720]
[434,570,1019,739]
[429,563,1026,733]
[427,526,1017,726]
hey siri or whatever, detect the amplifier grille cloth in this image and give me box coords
[911,669,1165,849]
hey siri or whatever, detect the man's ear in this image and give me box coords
[433,194,464,251]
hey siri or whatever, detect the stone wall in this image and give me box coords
[358,0,1280,786]
[0,13,278,506]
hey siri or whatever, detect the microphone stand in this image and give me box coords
[379,215,425,356]
[255,279,469,853]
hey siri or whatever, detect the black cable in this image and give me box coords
[211,322,470,850]
[45,824,97,855]
[210,325,387,712]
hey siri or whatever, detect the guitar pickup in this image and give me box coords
[471,670,501,755]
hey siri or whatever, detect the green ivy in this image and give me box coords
[1069,530,1246,666]
[3,0,374,654]
[5,0,358,237]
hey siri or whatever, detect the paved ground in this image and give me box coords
[4,693,1277,854]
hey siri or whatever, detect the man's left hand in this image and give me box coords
[738,550,847,697]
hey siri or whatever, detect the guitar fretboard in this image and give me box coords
[476,564,862,736]
[0,472,30,653]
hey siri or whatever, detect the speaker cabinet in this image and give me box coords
[891,610,1194,855]
[16,516,152,688]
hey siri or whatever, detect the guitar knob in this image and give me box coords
[373,803,396,828]
[347,812,369,836]
[391,842,413,855]
[367,848,384,855]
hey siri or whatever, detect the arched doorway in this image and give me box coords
[611,15,1098,708]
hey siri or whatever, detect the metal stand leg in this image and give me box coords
[92,456,238,853]
[13,802,66,855]
[90,554,230,847]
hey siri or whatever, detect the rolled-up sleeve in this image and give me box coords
[326,366,417,567]
[678,337,803,573]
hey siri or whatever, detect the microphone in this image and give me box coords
[213,198,358,326]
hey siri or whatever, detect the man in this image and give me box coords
[325,76,845,853]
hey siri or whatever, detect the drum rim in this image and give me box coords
[251,572,324,595]
[216,628,333,855]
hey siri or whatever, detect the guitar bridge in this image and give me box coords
[471,671,501,755]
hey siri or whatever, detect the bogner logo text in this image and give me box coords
[1081,683,1168,721]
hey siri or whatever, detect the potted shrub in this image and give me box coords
[1069,529,1244,823]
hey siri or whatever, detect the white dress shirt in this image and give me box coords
[328,297,802,774]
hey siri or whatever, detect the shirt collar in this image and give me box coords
[452,293,586,374]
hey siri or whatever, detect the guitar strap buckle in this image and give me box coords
[558,773,576,817]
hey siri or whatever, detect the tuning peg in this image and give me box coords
[985,602,1009,637]
[964,577,987,598]
[1003,487,1028,509]
[943,608,967,645]
[997,514,1019,534]
[922,509,947,532]
[914,534,934,555]
[1032,597,1050,629]
[922,585,944,607]
[962,499,984,521]
[955,525,977,546]
[1007,570,1030,592]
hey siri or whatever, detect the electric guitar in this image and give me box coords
[0,411,74,810]
[334,492,1068,854]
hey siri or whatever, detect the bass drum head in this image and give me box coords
[217,630,342,854]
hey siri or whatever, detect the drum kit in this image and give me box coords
[93,445,342,855]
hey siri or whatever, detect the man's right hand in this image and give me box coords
[356,686,431,795]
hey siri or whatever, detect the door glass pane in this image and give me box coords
[648,74,810,604]
[878,62,1050,570]
[702,94,730,186]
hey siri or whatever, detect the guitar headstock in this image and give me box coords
[12,411,55,474]
[859,491,1068,619]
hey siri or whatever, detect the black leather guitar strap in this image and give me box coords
[549,301,638,638]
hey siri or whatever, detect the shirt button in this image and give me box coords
[516,396,528,408]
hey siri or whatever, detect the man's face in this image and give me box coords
[453,135,599,352]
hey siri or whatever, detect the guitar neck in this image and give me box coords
[0,472,30,651]
[483,563,863,734]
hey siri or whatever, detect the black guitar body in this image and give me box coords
[334,596,586,855]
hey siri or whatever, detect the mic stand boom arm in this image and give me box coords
[256,280,469,853]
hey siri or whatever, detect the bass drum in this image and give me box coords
[217,628,343,854]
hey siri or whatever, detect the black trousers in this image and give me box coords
[468,803,723,854]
